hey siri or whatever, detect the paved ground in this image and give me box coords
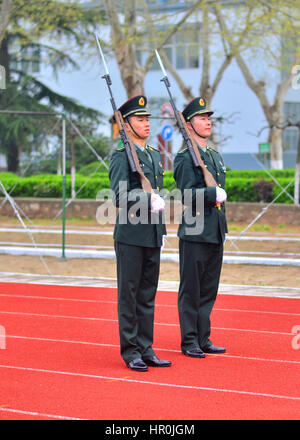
[1,272,300,299]
[1,219,300,298]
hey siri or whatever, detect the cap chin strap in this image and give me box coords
[190,120,206,139]
[126,117,143,140]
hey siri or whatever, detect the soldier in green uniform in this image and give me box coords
[109,95,172,371]
[173,97,228,358]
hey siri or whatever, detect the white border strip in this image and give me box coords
[1,228,300,242]
[1,272,300,291]
[1,246,300,266]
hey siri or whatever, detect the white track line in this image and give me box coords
[0,293,117,305]
[0,310,293,336]
[6,334,300,365]
[0,293,299,317]
[0,364,299,402]
[0,288,299,315]
[2,227,300,241]
[0,310,118,322]
[0,407,84,420]
[214,307,300,317]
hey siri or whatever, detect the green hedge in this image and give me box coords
[0,171,299,203]
[225,169,296,178]
[226,177,298,203]
[0,174,110,199]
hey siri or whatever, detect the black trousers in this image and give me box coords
[114,241,161,363]
[178,239,224,351]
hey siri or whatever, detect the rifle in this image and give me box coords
[95,34,153,193]
[155,50,220,192]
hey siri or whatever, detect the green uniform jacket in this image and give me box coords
[109,145,166,247]
[173,145,228,243]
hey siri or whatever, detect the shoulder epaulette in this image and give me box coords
[116,146,125,151]
[207,146,218,154]
[178,148,188,154]
[148,145,158,152]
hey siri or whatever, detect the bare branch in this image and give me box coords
[160,48,193,101]
[214,6,271,119]
[144,0,206,72]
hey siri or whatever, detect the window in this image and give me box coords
[283,102,300,151]
[152,26,200,70]
[21,46,41,73]
[284,102,300,124]
[282,128,298,151]
[11,45,41,74]
[137,24,200,70]
[145,0,190,12]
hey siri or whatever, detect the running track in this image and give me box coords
[0,281,299,420]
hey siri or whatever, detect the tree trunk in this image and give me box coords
[268,125,283,169]
[104,0,145,97]
[7,142,19,172]
[118,57,145,97]
[0,35,11,81]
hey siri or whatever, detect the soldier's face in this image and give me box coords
[190,114,211,138]
[126,115,150,139]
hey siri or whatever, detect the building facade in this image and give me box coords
[8,1,300,169]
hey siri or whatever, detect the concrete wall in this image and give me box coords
[1,197,300,225]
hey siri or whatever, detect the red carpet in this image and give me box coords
[0,282,299,420]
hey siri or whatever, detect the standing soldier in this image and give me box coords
[173,97,228,358]
[109,95,172,371]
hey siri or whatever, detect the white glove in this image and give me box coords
[151,193,165,212]
[216,187,227,203]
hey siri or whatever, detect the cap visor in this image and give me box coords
[123,109,151,118]
[188,110,214,119]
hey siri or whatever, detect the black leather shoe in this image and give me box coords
[126,358,148,371]
[201,344,226,354]
[143,355,172,367]
[182,348,205,358]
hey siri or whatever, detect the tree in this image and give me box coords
[155,1,234,107]
[214,1,300,169]
[0,0,105,172]
[101,0,239,150]
[102,0,205,97]
[103,0,283,152]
